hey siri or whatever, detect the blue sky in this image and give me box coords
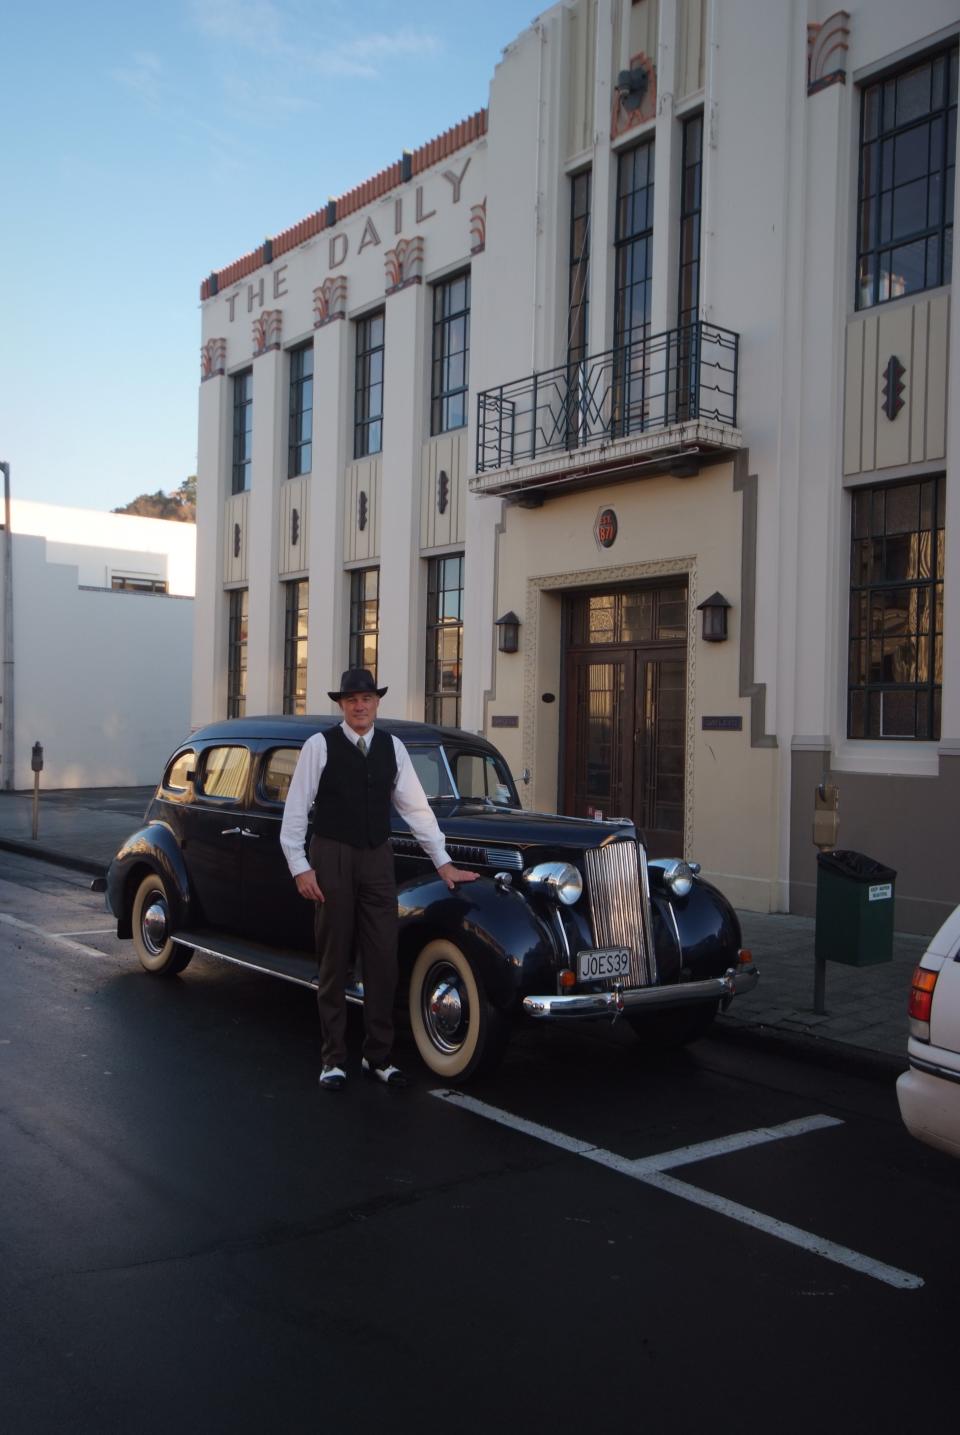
[1,0,535,512]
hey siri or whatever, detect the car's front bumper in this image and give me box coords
[522,963,758,1019]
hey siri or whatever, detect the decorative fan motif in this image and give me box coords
[806,11,850,95]
[385,236,425,292]
[201,337,226,380]
[313,276,348,327]
[470,199,487,254]
[252,309,283,356]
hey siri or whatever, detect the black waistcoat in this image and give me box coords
[311,726,397,849]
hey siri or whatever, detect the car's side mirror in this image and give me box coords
[521,768,531,786]
[186,770,197,783]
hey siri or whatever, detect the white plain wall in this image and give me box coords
[12,533,193,788]
[11,499,196,597]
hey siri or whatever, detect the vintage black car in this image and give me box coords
[100,715,758,1080]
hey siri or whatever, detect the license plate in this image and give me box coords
[577,947,631,981]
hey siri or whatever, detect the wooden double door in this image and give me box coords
[562,584,687,857]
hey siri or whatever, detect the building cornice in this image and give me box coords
[200,109,488,301]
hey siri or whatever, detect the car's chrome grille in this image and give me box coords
[583,840,657,988]
[391,836,522,871]
[482,846,524,871]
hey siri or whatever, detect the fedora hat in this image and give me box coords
[328,667,388,701]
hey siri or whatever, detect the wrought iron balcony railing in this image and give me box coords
[475,321,739,474]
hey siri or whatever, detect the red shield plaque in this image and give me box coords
[595,507,618,548]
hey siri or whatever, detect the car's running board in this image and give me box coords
[173,930,365,1004]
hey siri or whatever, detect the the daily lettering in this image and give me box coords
[441,158,471,203]
[358,216,381,253]
[222,167,479,320]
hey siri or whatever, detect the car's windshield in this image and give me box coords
[448,749,515,805]
[408,747,455,801]
[407,745,516,805]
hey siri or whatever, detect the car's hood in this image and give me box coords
[395,801,637,854]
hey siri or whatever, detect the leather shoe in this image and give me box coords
[361,1058,407,1087]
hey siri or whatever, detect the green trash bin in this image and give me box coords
[814,849,896,966]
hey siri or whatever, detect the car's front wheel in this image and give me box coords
[131,873,193,976]
[408,939,507,1082]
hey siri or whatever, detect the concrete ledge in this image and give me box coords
[0,837,105,878]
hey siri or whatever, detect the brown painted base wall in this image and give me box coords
[790,750,958,937]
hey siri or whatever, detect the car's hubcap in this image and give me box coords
[424,963,469,1052]
[142,895,169,955]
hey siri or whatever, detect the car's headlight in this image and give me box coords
[522,861,583,906]
[663,858,697,898]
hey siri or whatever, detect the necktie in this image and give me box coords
[357,736,367,757]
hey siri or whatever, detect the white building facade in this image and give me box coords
[194,1,957,935]
[0,500,195,788]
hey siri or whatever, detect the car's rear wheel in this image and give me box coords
[626,1000,718,1049]
[408,939,507,1082]
[131,873,193,976]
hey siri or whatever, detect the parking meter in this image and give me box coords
[31,742,43,840]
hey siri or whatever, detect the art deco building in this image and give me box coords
[194,0,958,933]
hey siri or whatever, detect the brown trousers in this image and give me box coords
[308,835,399,1070]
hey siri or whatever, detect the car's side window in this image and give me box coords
[199,746,250,800]
[260,747,300,804]
[163,750,195,794]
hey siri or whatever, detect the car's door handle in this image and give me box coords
[240,829,260,839]
[221,827,242,836]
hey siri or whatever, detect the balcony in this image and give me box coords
[471,322,742,500]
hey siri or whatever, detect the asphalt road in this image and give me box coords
[1,850,957,1435]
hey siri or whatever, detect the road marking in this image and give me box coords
[432,1090,924,1290]
[624,1113,844,1174]
[0,912,108,958]
[50,928,117,938]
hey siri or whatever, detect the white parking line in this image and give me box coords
[0,912,107,958]
[625,1113,844,1174]
[432,1090,924,1291]
[50,928,117,938]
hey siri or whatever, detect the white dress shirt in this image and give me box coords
[279,721,452,879]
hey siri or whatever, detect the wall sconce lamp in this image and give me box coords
[697,592,731,642]
[495,611,521,654]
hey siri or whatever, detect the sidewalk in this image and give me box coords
[0,785,925,1074]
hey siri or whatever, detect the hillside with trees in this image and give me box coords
[113,475,196,522]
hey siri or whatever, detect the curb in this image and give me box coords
[0,837,106,879]
[713,1013,906,1082]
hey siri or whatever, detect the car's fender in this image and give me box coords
[649,875,743,982]
[106,823,193,939]
[396,872,560,1012]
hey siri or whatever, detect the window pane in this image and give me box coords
[202,746,250,800]
[857,44,956,309]
[896,64,931,126]
[847,477,943,741]
[261,748,299,804]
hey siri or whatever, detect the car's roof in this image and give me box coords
[185,714,505,754]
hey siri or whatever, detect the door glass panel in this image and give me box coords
[579,662,625,818]
[201,746,250,799]
[638,659,685,840]
[620,589,653,642]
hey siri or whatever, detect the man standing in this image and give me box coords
[280,669,477,1091]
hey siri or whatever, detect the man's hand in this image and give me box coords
[436,862,479,891]
[295,870,325,902]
